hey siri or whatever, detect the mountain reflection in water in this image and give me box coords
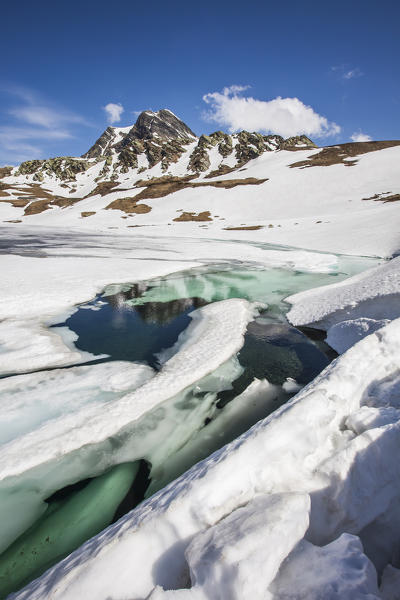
[55,285,208,369]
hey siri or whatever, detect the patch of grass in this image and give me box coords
[223,225,264,230]
[173,211,212,222]
[132,175,268,202]
[290,140,400,169]
[0,167,12,179]
[362,192,400,203]
[105,197,152,214]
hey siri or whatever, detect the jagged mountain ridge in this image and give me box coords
[83,109,197,158]
[12,109,317,183]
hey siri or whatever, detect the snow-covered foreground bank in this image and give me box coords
[287,256,400,352]
[11,266,400,599]
[1,227,400,599]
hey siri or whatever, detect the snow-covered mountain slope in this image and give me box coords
[1,109,399,256]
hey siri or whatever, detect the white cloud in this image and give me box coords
[9,106,88,128]
[0,126,72,141]
[221,84,251,96]
[331,65,363,80]
[202,87,341,138]
[103,103,124,124]
[0,126,73,164]
[343,68,363,80]
[350,131,372,142]
[0,85,92,163]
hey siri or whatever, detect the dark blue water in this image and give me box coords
[52,292,207,369]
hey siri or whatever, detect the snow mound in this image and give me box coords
[286,256,400,330]
[270,534,379,599]
[0,320,99,376]
[326,317,389,354]
[150,493,310,600]
[0,361,154,446]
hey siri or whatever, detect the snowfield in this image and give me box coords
[1,136,400,257]
[287,255,400,353]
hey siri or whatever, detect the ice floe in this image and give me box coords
[286,255,400,330]
[0,299,256,556]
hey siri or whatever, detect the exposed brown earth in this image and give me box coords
[363,192,400,203]
[84,181,126,197]
[173,211,212,222]
[0,182,84,214]
[23,194,83,215]
[132,175,268,202]
[380,194,400,203]
[289,140,400,169]
[0,197,31,208]
[1,173,268,217]
[205,165,239,178]
[223,225,264,230]
[105,197,152,214]
[81,211,96,217]
[4,219,22,223]
[24,200,53,215]
[0,167,12,179]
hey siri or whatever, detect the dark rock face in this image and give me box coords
[17,157,89,181]
[235,131,266,164]
[83,110,196,172]
[84,110,195,160]
[120,109,196,144]
[281,135,317,150]
[82,127,118,159]
[188,135,213,172]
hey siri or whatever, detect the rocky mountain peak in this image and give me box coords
[132,109,197,141]
[83,109,196,159]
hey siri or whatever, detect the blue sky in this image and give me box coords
[1,0,399,164]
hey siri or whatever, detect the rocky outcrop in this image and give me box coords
[235,131,266,164]
[217,133,233,157]
[82,127,118,159]
[17,160,45,176]
[17,157,90,181]
[188,135,214,172]
[116,109,196,147]
[117,149,139,172]
[281,135,317,150]
[0,166,13,179]
[83,110,196,175]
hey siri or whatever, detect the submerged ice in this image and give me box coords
[0,300,258,594]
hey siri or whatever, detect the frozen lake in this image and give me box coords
[0,231,381,597]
